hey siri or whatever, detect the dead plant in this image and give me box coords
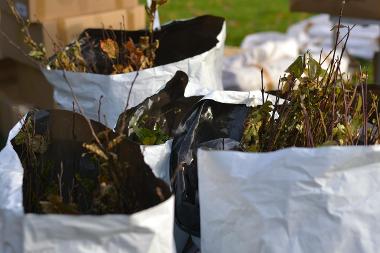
[5,0,168,73]
[241,10,380,152]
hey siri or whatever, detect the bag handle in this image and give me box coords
[146,0,161,30]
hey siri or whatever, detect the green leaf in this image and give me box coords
[286,56,305,78]
[134,127,169,145]
[31,135,48,154]
[14,131,27,146]
[307,55,322,80]
[28,50,45,60]
[355,96,363,115]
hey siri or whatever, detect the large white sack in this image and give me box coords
[287,14,380,60]
[198,147,380,253]
[223,31,348,91]
[240,32,299,60]
[0,119,175,253]
[201,90,281,106]
[23,198,174,253]
[0,120,24,253]
[222,29,349,91]
[223,32,299,91]
[43,19,226,128]
[141,140,173,186]
[171,90,282,252]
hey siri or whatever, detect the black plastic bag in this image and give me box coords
[75,15,225,74]
[116,71,202,145]
[13,109,171,215]
[170,100,251,236]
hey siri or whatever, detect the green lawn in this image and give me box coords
[141,0,374,82]
[141,0,310,46]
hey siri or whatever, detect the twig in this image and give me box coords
[62,70,104,148]
[261,68,265,103]
[98,95,104,123]
[72,102,77,140]
[117,71,140,135]
[0,30,41,66]
[363,71,368,145]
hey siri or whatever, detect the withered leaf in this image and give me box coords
[100,38,119,59]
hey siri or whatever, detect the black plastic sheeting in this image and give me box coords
[116,71,203,141]
[170,86,380,236]
[75,15,225,74]
[13,109,171,215]
[170,100,251,236]
[0,134,6,152]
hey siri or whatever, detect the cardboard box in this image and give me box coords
[0,58,54,108]
[290,0,380,20]
[0,6,146,66]
[58,6,146,42]
[126,5,146,31]
[0,58,54,137]
[0,11,46,67]
[0,0,139,22]
[0,11,56,67]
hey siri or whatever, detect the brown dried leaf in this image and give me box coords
[40,195,79,215]
[83,143,108,161]
[124,39,136,52]
[100,39,119,59]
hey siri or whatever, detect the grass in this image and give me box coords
[139,0,375,82]
[142,0,310,46]
[357,58,375,84]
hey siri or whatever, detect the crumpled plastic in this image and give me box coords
[222,30,350,91]
[116,71,203,142]
[141,140,172,186]
[23,197,174,253]
[170,91,279,236]
[223,32,299,91]
[288,14,380,60]
[0,111,176,253]
[43,15,226,128]
[198,146,380,253]
[0,119,24,253]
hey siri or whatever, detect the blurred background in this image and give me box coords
[146,0,377,82]
[146,0,311,46]
[0,0,379,145]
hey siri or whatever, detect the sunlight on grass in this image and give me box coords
[140,0,375,82]
[140,0,310,46]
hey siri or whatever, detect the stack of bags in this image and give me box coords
[0,11,227,252]
[222,14,380,91]
[288,14,380,60]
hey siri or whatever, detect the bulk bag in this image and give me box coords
[223,32,299,91]
[198,146,380,253]
[170,91,279,236]
[116,71,203,185]
[116,71,202,144]
[0,110,175,253]
[43,15,226,128]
